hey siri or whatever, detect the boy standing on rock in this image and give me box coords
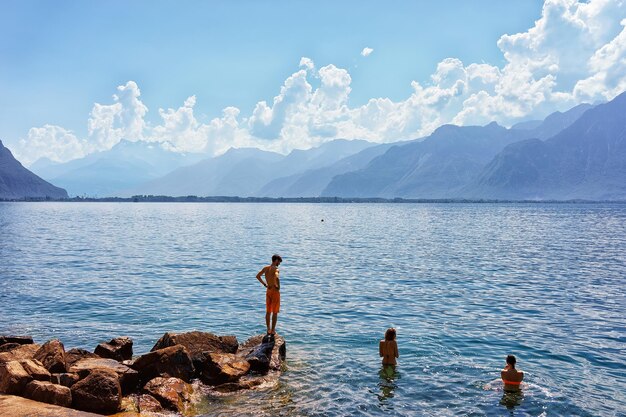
[256,254,282,335]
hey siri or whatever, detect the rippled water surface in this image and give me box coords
[1,202,625,416]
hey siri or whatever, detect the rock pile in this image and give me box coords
[0,331,286,416]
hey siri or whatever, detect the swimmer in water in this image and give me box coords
[501,354,524,392]
[379,328,399,365]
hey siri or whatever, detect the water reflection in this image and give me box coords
[500,390,524,410]
[378,365,400,404]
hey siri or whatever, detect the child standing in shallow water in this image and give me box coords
[379,328,399,365]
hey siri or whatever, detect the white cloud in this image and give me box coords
[299,57,315,72]
[248,69,313,140]
[87,81,148,150]
[14,0,626,165]
[151,95,209,153]
[15,125,89,166]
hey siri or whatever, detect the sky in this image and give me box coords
[1,0,625,165]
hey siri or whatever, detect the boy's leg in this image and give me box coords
[265,312,271,333]
[270,313,278,334]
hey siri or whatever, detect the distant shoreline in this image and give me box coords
[2,196,626,204]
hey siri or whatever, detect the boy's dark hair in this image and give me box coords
[272,254,282,263]
[506,355,516,368]
[385,328,396,341]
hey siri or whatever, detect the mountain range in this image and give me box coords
[4,91,625,201]
[30,140,206,197]
[467,94,626,200]
[321,100,607,199]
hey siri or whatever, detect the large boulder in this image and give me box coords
[19,359,51,381]
[69,358,139,394]
[0,336,34,346]
[23,380,72,407]
[199,352,250,385]
[95,337,133,362]
[152,331,238,360]
[71,369,121,415]
[131,345,194,384]
[242,334,286,374]
[34,339,66,373]
[0,344,40,363]
[65,348,100,368]
[143,377,194,413]
[0,361,32,394]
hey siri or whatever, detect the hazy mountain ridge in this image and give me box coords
[129,139,375,197]
[254,140,397,197]
[31,140,206,197]
[466,92,626,200]
[321,100,603,199]
[0,140,68,199]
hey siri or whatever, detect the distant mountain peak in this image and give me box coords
[0,141,68,199]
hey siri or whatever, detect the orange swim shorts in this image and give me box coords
[266,289,280,313]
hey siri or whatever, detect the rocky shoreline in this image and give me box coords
[0,331,286,416]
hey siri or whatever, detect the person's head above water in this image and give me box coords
[385,328,396,341]
[506,355,517,369]
[272,254,282,265]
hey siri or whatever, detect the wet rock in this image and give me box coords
[0,344,40,363]
[19,359,51,381]
[242,334,286,373]
[34,339,66,373]
[244,342,272,373]
[152,331,238,361]
[51,372,80,388]
[23,380,72,407]
[143,376,193,413]
[199,352,250,385]
[95,337,133,362]
[213,375,266,393]
[137,393,164,413]
[131,345,194,384]
[65,348,100,368]
[0,361,32,394]
[71,369,121,415]
[69,358,139,394]
[0,336,34,346]
[119,395,139,413]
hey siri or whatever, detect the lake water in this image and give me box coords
[0,202,625,416]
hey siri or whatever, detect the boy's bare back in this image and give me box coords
[262,265,280,290]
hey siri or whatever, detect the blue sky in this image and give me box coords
[1,0,625,165]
